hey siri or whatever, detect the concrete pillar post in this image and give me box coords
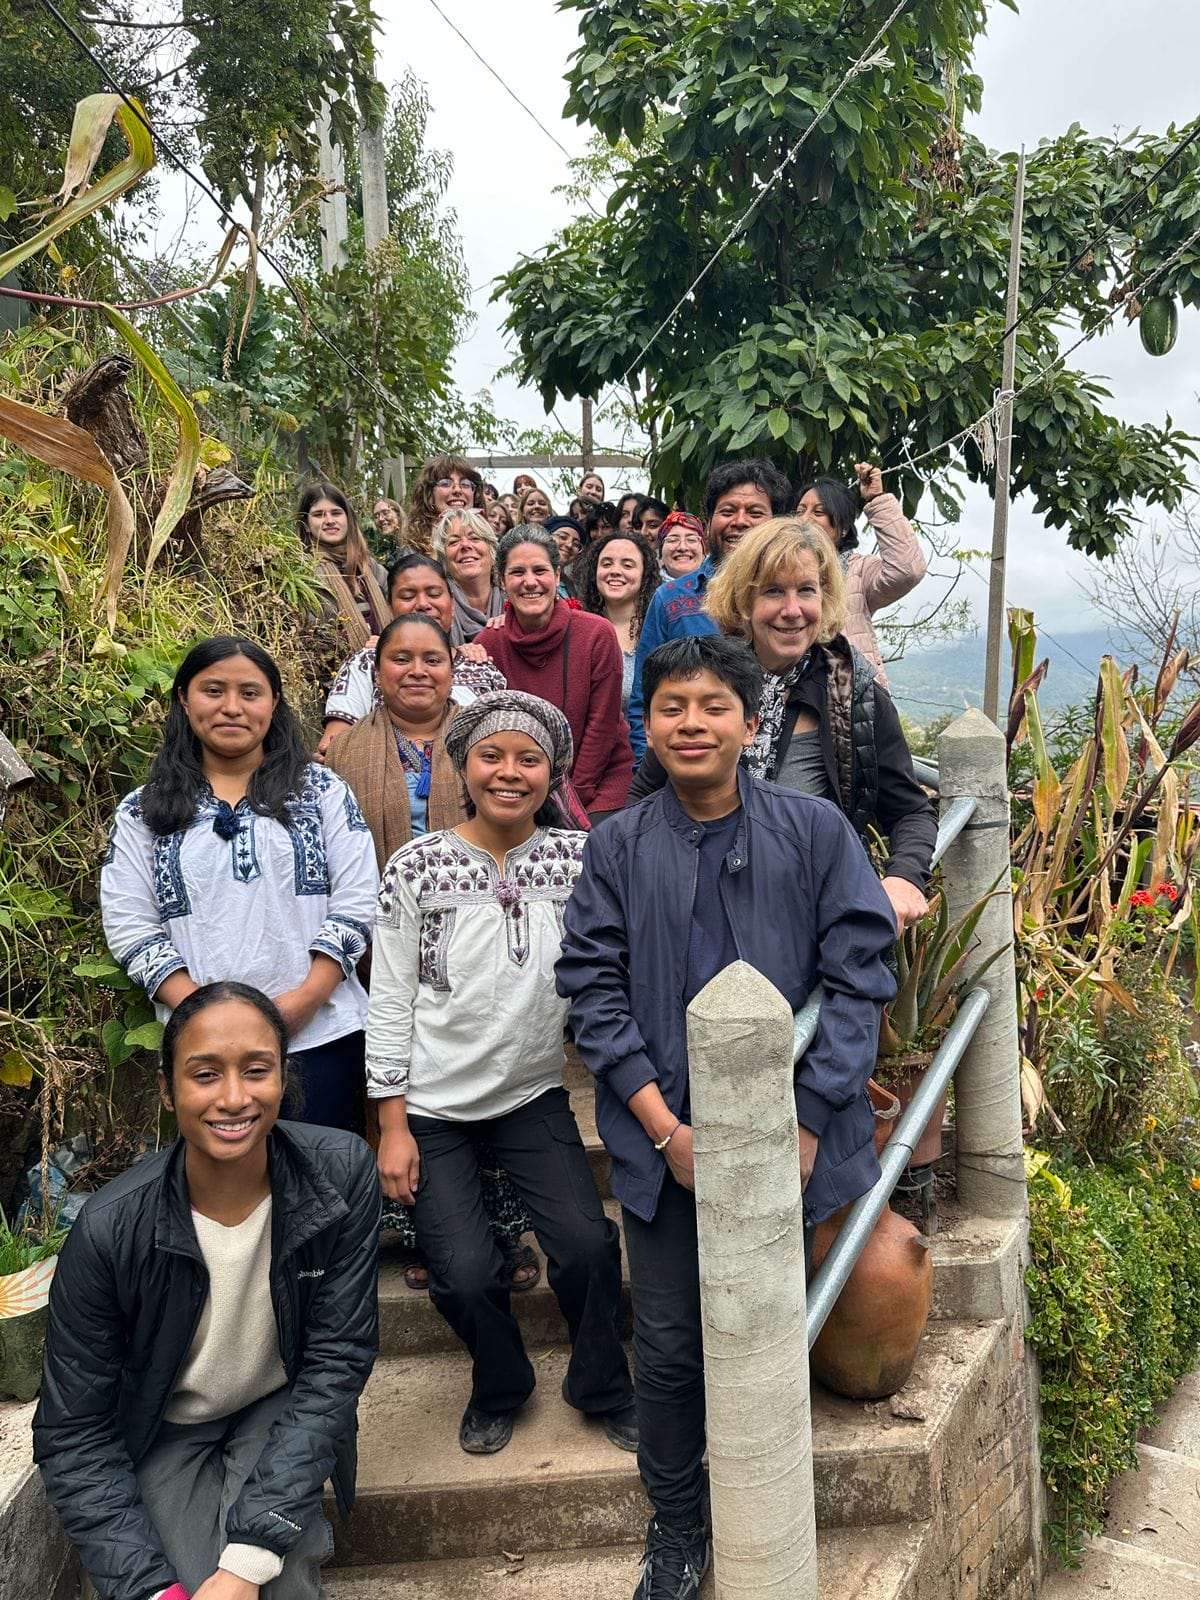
[937,709,1026,1217]
[688,960,817,1599]
[316,105,349,275]
[358,117,390,257]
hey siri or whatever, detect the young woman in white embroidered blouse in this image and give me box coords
[101,637,378,1135]
[365,691,635,1457]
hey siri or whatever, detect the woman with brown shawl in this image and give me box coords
[297,482,390,654]
[328,613,539,1291]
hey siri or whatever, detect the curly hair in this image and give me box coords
[574,531,662,646]
[407,455,484,555]
[704,518,847,645]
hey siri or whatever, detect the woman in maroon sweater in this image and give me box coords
[480,525,633,817]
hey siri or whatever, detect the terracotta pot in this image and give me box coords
[809,1202,933,1400]
[876,1050,946,1167]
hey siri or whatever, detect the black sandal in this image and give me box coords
[505,1242,541,1292]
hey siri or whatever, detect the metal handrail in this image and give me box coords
[803,986,991,1345]
[929,794,978,869]
[911,755,940,791]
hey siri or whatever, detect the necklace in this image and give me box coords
[392,727,433,798]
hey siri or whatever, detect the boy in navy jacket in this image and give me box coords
[557,634,896,1600]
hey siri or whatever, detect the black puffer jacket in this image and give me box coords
[33,1121,380,1600]
[629,635,936,889]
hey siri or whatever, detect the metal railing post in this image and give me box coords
[689,961,817,1598]
[937,710,1026,1217]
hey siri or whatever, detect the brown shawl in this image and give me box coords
[318,556,391,652]
[327,704,465,870]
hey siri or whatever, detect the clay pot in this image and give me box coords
[808,1202,933,1400]
[876,1050,946,1167]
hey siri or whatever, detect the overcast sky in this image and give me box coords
[369,0,1200,637]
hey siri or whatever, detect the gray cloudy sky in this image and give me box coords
[372,0,1200,636]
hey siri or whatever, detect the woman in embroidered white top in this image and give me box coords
[102,637,378,1134]
[365,691,635,1457]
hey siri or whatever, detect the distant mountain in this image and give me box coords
[886,628,1118,727]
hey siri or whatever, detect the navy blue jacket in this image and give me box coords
[556,769,897,1225]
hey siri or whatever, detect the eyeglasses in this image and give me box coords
[435,477,474,490]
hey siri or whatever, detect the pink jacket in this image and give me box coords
[843,493,927,683]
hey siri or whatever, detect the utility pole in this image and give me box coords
[317,105,349,274]
[359,118,390,256]
[581,397,594,474]
[982,149,1026,725]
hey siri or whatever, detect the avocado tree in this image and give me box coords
[497,0,1200,555]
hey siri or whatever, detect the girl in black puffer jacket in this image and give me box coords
[33,983,380,1600]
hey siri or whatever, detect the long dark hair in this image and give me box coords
[796,475,859,552]
[296,482,372,575]
[140,637,310,836]
[161,981,288,1092]
[575,530,661,645]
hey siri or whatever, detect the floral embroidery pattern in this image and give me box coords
[378,828,585,978]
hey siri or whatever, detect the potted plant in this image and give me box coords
[874,883,1004,1166]
[0,1206,67,1402]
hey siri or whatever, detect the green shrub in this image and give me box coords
[1026,1151,1200,1564]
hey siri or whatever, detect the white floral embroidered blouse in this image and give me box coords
[365,826,586,1119]
[324,647,507,726]
[101,764,377,1052]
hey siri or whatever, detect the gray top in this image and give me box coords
[621,648,636,713]
[775,728,832,799]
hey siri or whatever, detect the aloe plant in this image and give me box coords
[876,883,1006,1064]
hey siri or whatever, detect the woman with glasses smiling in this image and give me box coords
[406,454,485,557]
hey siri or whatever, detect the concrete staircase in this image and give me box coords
[325,1054,1028,1599]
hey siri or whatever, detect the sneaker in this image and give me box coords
[632,1516,712,1598]
[458,1404,515,1454]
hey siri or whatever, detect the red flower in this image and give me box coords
[1035,987,1046,1001]
[1130,889,1154,908]
[1157,882,1178,901]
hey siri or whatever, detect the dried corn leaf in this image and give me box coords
[0,393,133,629]
[103,307,200,583]
[1098,657,1130,810]
[0,96,155,281]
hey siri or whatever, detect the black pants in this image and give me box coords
[623,1176,814,1529]
[285,1029,365,1135]
[408,1085,632,1415]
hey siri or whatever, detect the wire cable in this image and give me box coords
[421,0,603,220]
[608,0,910,394]
[34,0,433,451]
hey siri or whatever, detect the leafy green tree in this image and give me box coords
[498,0,1199,555]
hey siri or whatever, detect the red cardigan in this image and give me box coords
[480,602,633,812]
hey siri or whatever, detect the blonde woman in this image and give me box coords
[630,516,935,930]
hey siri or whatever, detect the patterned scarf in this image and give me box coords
[744,662,804,780]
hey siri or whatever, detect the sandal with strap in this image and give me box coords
[505,1241,541,1292]
[401,1257,430,1292]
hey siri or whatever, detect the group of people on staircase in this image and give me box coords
[32,454,937,1600]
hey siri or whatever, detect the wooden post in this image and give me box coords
[982,148,1026,725]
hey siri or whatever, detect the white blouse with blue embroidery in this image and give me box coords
[365,827,586,1119]
[101,764,377,1052]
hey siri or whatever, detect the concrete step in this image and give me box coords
[326,1521,929,1598]
[332,1320,998,1567]
[1101,1441,1200,1571]
[1041,1536,1200,1596]
[378,1205,1024,1362]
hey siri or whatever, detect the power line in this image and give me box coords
[34,0,433,453]
[888,117,1200,470]
[898,212,1200,475]
[421,0,603,220]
